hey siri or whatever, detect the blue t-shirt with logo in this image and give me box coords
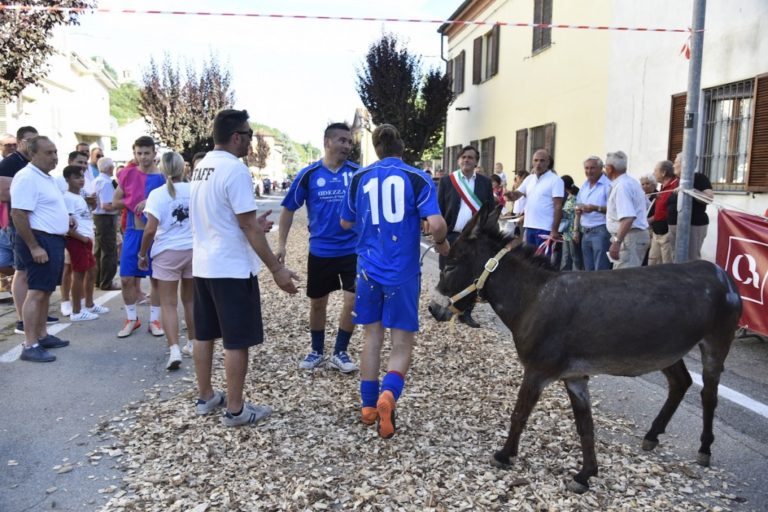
[341,157,440,285]
[281,159,359,257]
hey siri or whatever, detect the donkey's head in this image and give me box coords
[436,203,509,310]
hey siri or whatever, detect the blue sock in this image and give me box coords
[333,329,353,354]
[310,330,325,354]
[360,380,379,408]
[381,371,405,401]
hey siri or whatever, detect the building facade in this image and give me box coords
[440,0,768,260]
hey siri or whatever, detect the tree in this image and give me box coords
[246,133,271,171]
[0,1,96,102]
[110,83,141,126]
[356,33,453,165]
[138,54,234,161]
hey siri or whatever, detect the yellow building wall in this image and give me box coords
[444,0,613,180]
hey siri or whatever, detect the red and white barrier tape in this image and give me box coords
[0,4,698,33]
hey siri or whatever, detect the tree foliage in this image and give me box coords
[246,133,271,170]
[356,33,453,165]
[0,0,96,102]
[110,82,141,126]
[138,54,234,162]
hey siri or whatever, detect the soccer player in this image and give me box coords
[340,124,449,438]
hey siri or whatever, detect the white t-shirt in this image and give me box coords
[10,164,69,235]
[93,173,117,215]
[144,182,193,257]
[606,173,650,234]
[190,150,260,278]
[517,170,565,231]
[63,191,94,239]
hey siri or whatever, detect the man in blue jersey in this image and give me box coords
[341,124,449,439]
[277,122,360,373]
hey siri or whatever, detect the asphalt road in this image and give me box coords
[1,192,766,511]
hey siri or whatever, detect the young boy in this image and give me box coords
[62,166,109,321]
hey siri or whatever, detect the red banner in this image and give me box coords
[716,209,768,336]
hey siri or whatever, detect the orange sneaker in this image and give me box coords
[148,320,165,337]
[117,319,141,338]
[376,390,397,439]
[361,407,378,426]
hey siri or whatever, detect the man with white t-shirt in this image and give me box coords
[605,150,650,268]
[9,136,71,362]
[507,149,564,249]
[92,157,120,290]
[190,109,300,427]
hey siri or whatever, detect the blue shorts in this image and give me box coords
[14,231,65,292]
[0,227,13,268]
[120,228,152,278]
[353,266,420,332]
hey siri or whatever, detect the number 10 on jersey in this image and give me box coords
[362,176,405,225]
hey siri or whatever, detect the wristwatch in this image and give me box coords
[610,236,623,244]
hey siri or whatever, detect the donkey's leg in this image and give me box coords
[493,371,548,468]
[642,359,692,451]
[697,333,732,467]
[563,376,597,493]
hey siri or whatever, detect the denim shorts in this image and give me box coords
[14,231,66,292]
[0,227,13,268]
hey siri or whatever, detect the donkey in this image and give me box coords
[435,203,742,493]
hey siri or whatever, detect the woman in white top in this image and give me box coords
[138,152,194,370]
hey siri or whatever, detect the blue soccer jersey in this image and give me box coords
[281,159,360,257]
[341,157,440,285]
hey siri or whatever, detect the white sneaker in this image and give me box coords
[221,402,272,427]
[60,301,72,317]
[196,390,226,416]
[181,341,194,357]
[87,304,110,314]
[70,310,99,322]
[329,351,359,373]
[148,320,165,337]
[166,344,182,370]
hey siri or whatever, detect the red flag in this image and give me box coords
[716,209,768,336]
[679,39,691,60]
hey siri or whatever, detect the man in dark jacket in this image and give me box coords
[436,145,494,328]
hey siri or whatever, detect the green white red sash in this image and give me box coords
[450,170,482,214]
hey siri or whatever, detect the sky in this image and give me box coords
[65,0,459,148]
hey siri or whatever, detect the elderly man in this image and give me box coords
[666,152,714,261]
[648,160,677,265]
[10,136,71,362]
[573,156,612,271]
[605,151,650,269]
[507,149,564,249]
[1,134,16,162]
[93,157,120,290]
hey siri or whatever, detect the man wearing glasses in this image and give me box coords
[1,134,17,163]
[190,109,299,427]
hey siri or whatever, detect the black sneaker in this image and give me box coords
[46,315,59,325]
[20,345,56,362]
[14,321,24,335]
[38,334,70,349]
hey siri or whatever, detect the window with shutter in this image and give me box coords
[446,59,453,94]
[491,25,500,77]
[515,129,528,171]
[456,50,465,94]
[473,37,482,85]
[532,0,553,54]
[481,137,496,173]
[748,74,768,191]
[667,93,686,162]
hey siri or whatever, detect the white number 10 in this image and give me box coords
[362,176,405,225]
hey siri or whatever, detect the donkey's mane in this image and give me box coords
[484,223,556,271]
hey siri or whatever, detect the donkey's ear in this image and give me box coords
[465,202,494,240]
[484,205,502,231]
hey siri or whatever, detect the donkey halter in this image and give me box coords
[446,244,511,316]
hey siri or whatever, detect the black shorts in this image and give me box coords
[193,275,264,350]
[306,253,356,299]
[14,231,65,292]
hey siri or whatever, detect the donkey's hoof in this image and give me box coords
[642,439,659,451]
[566,479,590,494]
[428,301,453,322]
[697,452,711,467]
[491,452,512,469]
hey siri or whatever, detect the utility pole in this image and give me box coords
[675,0,707,263]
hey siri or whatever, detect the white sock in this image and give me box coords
[61,300,71,309]
[150,306,161,323]
[125,303,137,321]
